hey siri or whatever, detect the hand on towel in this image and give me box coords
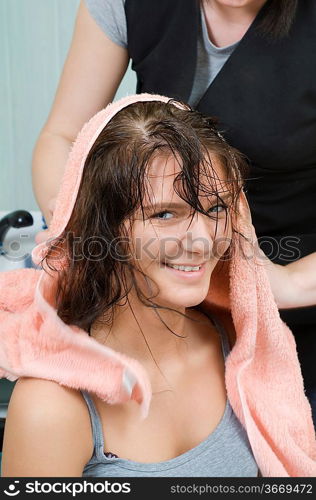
[237,191,316,309]
[35,197,56,244]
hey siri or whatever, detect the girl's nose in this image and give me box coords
[180,213,214,258]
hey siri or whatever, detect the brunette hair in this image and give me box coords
[259,0,298,39]
[44,100,247,333]
[202,0,298,39]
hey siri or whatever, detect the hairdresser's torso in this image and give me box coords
[84,0,316,259]
[126,0,316,250]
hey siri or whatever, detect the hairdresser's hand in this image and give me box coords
[237,192,316,308]
[34,197,56,244]
[264,249,316,309]
[237,191,279,274]
[237,190,257,245]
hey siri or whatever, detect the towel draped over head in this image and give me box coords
[0,94,315,477]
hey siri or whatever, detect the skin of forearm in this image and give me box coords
[31,130,73,225]
[261,249,316,309]
[283,252,316,308]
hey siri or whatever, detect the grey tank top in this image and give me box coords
[81,317,258,477]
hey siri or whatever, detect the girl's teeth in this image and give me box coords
[166,264,201,272]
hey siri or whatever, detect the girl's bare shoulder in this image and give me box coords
[1,377,93,477]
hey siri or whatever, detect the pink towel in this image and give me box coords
[0,93,315,476]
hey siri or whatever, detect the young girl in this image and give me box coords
[1,95,315,477]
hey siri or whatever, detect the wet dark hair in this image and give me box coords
[44,100,247,334]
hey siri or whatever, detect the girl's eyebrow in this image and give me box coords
[213,193,233,203]
[144,193,233,211]
[143,202,186,210]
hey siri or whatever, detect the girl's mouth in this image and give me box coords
[161,262,206,278]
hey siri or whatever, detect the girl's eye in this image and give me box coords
[151,211,174,220]
[208,204,227,214]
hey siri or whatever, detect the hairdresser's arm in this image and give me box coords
[260,249,316,309]
[1,378,93,477]
[238,193,316,309]
[32,0,129,225]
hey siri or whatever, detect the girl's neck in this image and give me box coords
[90,296,205,372]
[202,0,267,47]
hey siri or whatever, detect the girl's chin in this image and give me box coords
[155,292,209,310]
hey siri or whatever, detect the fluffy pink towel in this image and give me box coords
[0,94,315,476]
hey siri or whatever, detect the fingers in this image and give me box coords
[48,197,57,216]
[35,230,50,245]
[237,190,252,226]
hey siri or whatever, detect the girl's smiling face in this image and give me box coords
[128,152,233,310]
[52,99,246,333]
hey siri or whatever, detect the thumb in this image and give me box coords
[35,229,50,245]
[238,190,252,227]
[236,190,259,250]
[48,197,57,216]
